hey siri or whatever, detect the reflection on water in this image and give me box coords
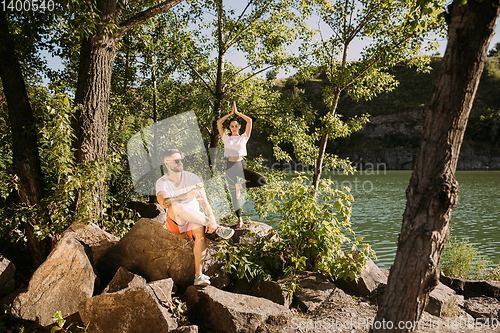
[243,170,500,269]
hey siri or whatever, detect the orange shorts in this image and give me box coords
[164,215,194,240]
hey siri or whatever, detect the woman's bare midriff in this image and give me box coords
[228,156,244,162]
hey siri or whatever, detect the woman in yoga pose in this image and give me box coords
[217,102,266,228]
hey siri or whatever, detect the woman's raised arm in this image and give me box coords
[233,102,252,137]
[216,107,234,138]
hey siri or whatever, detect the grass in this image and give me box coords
[440,237,499,280]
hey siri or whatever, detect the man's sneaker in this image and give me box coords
[194,273,210,286]
[216,226,234,239]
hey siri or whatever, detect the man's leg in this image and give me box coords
[191,226,207,278]
[169,202,207,227]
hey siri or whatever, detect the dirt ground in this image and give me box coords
[258,293,500,333]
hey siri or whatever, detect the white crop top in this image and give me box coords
[222,132,249,157]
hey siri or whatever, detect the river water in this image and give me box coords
[242,170,500,269]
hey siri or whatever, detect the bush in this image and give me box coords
[219,160,375,296]
[440,237,492,280]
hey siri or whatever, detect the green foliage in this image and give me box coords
[157,297,190,326]
[0,88,113,243]
[488,42,500,58]
[0,304,11,333]
[218,160,375,296]
[37,92,107,232]
[466,108,500,145]
[488,263,500,281]
[102,199,136,238]
[218,235,278,283]
[440,237,492,280]
[51,311,88,333]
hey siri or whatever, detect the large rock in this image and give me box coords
[96,218,228,289]
[440,274,500,300]
[183,285,290,333]
[203,240,230,288]
[127,201,166,224]
[335,256,388,296]
[228,279,291,308]
[11,233,95,327]
[103,267,146,293]
[294,271,337,312]
[426,283,464,317]
[463,296,500,320]
[230,221,278,244]
[64,221,119,266]
[79,278,177,333]
[0,255,16,296]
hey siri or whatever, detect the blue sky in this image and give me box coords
[42,7,500,82]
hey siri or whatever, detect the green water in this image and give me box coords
[242,170,500,269]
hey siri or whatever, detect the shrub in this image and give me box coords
[219,160,375,296]
[440,237,492,280]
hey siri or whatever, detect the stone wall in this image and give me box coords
[337,109,500,170]
[340,147,500,170]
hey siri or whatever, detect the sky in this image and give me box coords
[42,6,500,82]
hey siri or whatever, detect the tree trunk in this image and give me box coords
[208,0,226,168]
[73,26,116,223]
[372,1,500,332]
[0,8,50,267]
[312,90,341,192]
[71,0,183,223]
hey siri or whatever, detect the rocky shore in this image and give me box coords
[1,217,499,332]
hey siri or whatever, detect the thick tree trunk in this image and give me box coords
[72,0,183,223]
[0,9,50,266]
[209,0,226,167]
[73,29,116,222]
[372,1,500,332]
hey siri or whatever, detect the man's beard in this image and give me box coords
[170,164,183,173]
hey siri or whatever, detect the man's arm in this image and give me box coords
[156,186,199,209]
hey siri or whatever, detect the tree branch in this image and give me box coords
[115,0,183,39]
[341,33,414,92]
[226,0,274,50]
[182,59,216,97]
[225,65,275,93]
[225,0,254,43]
[223,64,252,83]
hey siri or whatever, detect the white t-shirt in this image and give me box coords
[222,132,249,157]
[156,171,202,213]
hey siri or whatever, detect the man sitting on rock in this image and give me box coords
[156,149,234,286]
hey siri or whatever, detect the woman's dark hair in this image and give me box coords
[228,117,241,128]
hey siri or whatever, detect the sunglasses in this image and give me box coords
[168,158,185,164]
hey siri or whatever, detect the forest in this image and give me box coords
[1,0,499,332]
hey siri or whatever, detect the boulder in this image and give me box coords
[103,267,146,293]
[64,221,119,266]
[463,296,500,320]
[127,201,166,224]
[228,279,291,308]
[79,278,177,333]
[183,285,290,333]
[203,240,230,288]
[426,283,464,317]
[0,255,16,296]
[440,274,500,300]
[293,271,337,312]
[230,221,278,244]
[11,233,95,327]
[335,257,388,296]
[96,218,228,289]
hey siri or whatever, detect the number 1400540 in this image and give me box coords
[1,0,55,12]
